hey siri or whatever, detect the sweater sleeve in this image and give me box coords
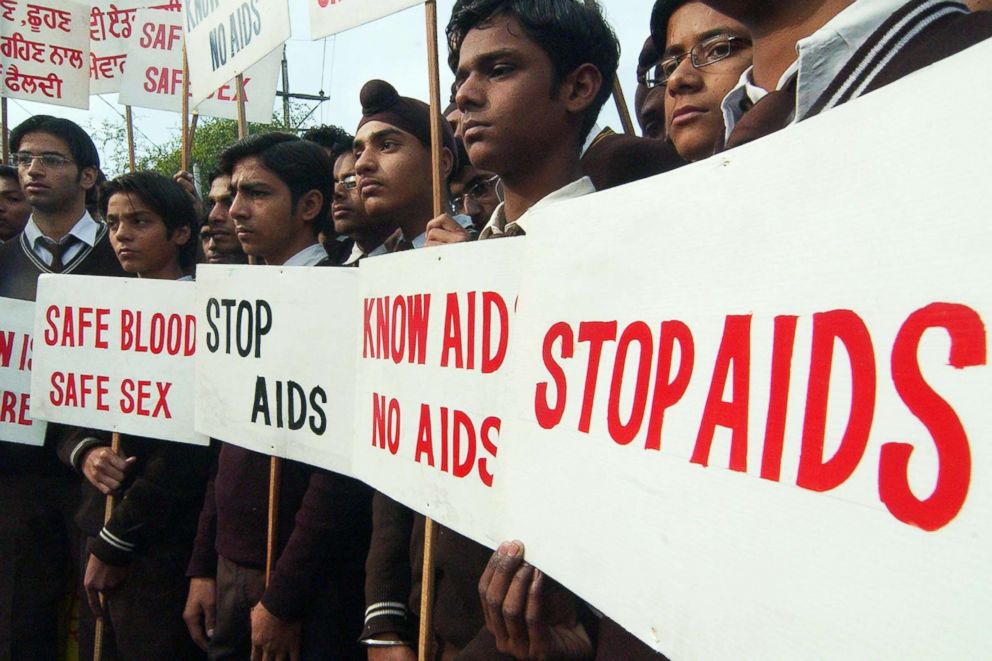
[90,438,214,567]
[360,491,416,643]
[260,469,373,622]
[54,424,107,473]
[186,449,220,578]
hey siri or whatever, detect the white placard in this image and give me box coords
[0,297,46,446]
[0,0,90,109]
[119,6,279,123]
[88,0,150,95]
[352,240,519,547]
[308,0,423,40]
[194,264,358,475]
[30,276,207,446]
[497,40,992,659]
[182,0,288,107]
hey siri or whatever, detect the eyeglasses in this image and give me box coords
[646,35,751,89]
[336,174,358,190]
[453,175,500,209]
[11,152,74,169]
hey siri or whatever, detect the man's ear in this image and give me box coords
[439,146,454,182]
[297,189,325,222]
[79,165,99,191]
[562,63,603,115]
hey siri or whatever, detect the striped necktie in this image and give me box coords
[39,235,80,272]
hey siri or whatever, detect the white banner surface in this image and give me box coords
[308,0,423,40]
[182,0,288,107]
[30,276,206,446]
[0,297,45,446]
[0,0,89,109]
[497,40,992,660]
[119,6,279,123]
[194,264,358,475]
[353,240,519,547]
[88,0,150,95]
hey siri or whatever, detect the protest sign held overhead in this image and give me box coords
[89,0,182,95]
[496,40,992,660]
[30,275,207,446]
[0,0,89,109]
[195,264,359,475]
[308,0,423,40]
[182,0,288,108]
[353,240,519,546]
[0,297,45,446]
[119,5,279,123]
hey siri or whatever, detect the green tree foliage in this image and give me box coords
[93,102,320,192]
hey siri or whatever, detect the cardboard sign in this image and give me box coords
[497,40,992,659]
[308,0,423,40]
[89,0,181,95]
[194,264,359,475]
[0,297,46,446]
[119,6,279,123]
[30,276,207,446]
[0,0,90,109]
[182,0,288,107]
[353,240,519,547]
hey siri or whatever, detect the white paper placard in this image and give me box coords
[352,240,520,548]
[182,0,288,107]
[30,275,207,446]
[496,39,992,660]
[0,0,90,109]
[119,6,279,123]
[0,296,46,446]
[194,264,358,475]
[308,0,423,40]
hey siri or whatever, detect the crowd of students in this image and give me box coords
[1,0,989,659]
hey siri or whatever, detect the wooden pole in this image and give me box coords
[235,74,247,140]
[1,97,8,164]
[92,432,122,661]
[265,457,281,585]
[124,106,136,173]
[187,111,199,169]
[419,3,444,659]
[611,78,635,135]
[181,45,190,172]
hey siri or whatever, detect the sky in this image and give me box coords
[4,1,656,175]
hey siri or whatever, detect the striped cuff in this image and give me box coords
[360,601,414,642]
[88,526,137,567]
[69,436,106,472]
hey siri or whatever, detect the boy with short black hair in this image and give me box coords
[0,115,126,659]
[185,133,372,661]
[61,171,211,659]
[0,165,30,243]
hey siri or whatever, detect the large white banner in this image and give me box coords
[498,40,992,659]
[182,0,288,107]
[0,297,45,446]
[194,264,358,475]
[0,0,89,109]
[308,0,423,40]
[119,6,280,123]
[353,240,519,547]
[30,276,207,446]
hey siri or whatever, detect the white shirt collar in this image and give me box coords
[410,232,427,249]
[343,240,389,266]
[281,243,328,267]
[480,177,596,239]
[720,0,909,141]
[24,209,100,249]
[581,123,603,158]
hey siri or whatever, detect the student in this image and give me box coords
[0,116,126,660]
[449,137,501,234]
[184,133,372,661]
[634,36,666,140]
[0,164,30,243]
[302,124,357,263]
[353,79,457,253]
[59,171,210,660]
[202,168,247,265]
[651,0,752,161]
[331,135,397,265]
[706,0,992,149]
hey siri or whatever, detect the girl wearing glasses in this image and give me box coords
[650,0,752,161]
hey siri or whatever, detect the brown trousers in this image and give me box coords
[77,541,205,661]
